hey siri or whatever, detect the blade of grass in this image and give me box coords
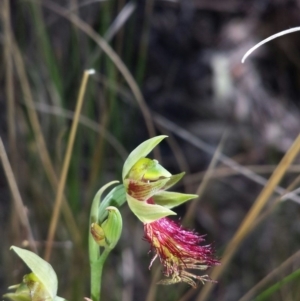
[88,0,131,65]
[196,134,300,301]
[135,0,154,85]
[0,137,36,253]
[11,33,82,246]
[27,1,63,97]
[253,268,300,301]
[44,69,95,261]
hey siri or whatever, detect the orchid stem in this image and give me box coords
[90,248,110,301]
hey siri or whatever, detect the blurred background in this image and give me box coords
[2,0,300,300]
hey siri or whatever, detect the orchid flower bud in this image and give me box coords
[91,206,122,250]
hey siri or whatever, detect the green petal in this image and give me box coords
[10,247,57,300]
[153,191,198,209]
[122,135,168,180]
[124,178,169,201]
[126,193,176,223]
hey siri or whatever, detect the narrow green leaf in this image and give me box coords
[10,247,57,299]
[153,191,198,209]
[254,268,300,301]
[126,194,176,223]
[122,135,168,180]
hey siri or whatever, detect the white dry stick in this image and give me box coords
[242,27,300,63]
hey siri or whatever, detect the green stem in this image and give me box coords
[90,248,110,301]
[89,181,119,301]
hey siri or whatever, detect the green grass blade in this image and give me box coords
[254,268,300,301]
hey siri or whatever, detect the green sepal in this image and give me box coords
[126,194,176,223]
[2,292,30,301]
[162,172,185,190]
[122,135,168,180]
[3,282,30,301]
[127,158,171,181]
[90,181,120,225]
[98,184,126,223]
[153,191,198,209]
[101,206,122,249]
[10,246,58,300]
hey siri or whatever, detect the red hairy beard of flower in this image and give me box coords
[144,217,220,287]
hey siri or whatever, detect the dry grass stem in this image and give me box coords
[183,132,226,226]
[44,69,94,261]
[0,137,36,252]
[196,134,300,301]
[184,164,300,184]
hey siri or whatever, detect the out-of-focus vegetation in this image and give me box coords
[2,1,300,301]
